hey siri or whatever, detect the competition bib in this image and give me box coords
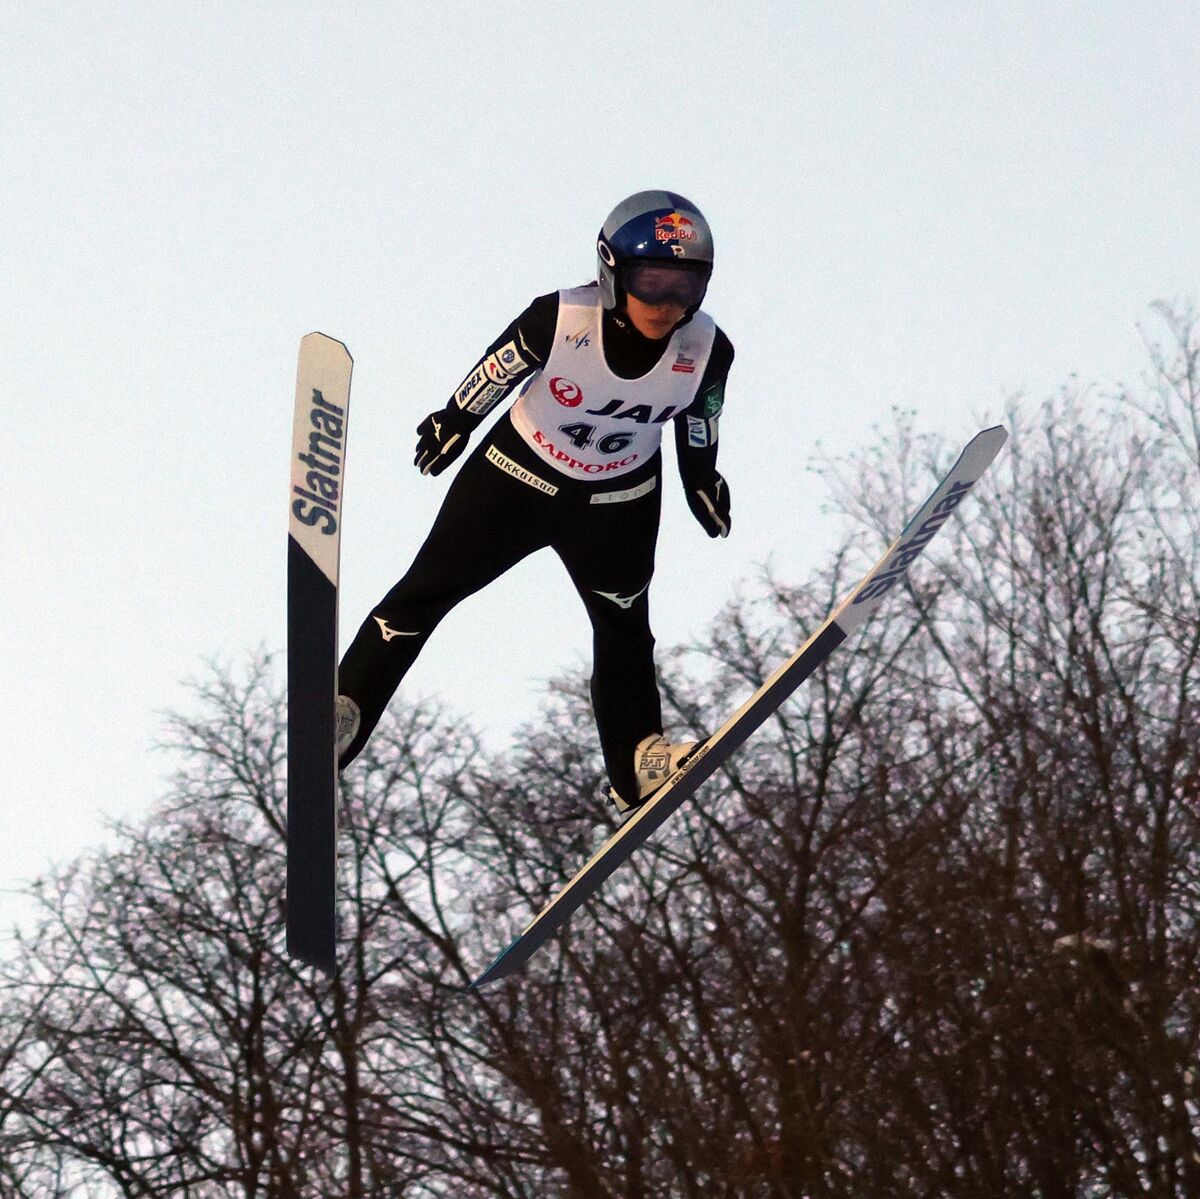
[510,286,715,480]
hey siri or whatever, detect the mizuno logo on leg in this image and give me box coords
[375,617,420,642]
[592,580,651,609]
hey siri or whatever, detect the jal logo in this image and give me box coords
[549,376,583,407]
[565,329,591,349]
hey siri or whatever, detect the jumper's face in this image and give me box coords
[624,293,687,340]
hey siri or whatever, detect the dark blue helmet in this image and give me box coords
[596,190,714,312]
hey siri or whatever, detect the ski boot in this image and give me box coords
[608,733,698,815]
[335,695,361,766]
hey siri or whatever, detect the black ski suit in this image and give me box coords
[337,285,734,805]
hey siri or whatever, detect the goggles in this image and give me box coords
[623,261,710,308]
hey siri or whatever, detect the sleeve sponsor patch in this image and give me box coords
[465,381,509,414]
[454,364,489,409]
[687,415,719,447]
[484,340,530,384]
[700,381,725,419]
[454,340,531,410]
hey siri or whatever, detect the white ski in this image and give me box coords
[471,425,1008,987]
[287,332,352,974]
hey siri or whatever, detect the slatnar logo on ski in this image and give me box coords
[292,387,346,534]
[852,480,976,604]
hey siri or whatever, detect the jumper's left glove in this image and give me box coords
[414,408,471,476]
[686,472,731,538]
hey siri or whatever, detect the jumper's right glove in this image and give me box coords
[686,472,731,538]
[414,408,471,476]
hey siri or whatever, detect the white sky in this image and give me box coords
[3,2,1198,932]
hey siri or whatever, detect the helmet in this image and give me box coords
[596,190,714,313]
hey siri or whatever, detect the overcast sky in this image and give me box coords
[3,2,1198,933]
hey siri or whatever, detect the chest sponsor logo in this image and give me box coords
[671,354,695,374]
[565,328,591,349]
[584,400,678,423]
[549,376,584,407]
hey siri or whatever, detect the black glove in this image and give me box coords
[686,472,731,538]
[414,408,471,476]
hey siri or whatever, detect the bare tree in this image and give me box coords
[1,308,1197,1197]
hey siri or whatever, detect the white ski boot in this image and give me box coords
[609,733,698,815]
[335,695,361,762]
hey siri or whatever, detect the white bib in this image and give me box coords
[510,286,715,480]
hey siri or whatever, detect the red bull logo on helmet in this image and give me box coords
[655,211,699,243]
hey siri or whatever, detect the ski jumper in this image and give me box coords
[338,283,734,804]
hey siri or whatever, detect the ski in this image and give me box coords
[287,333,353,974]
[471,425,1008,987]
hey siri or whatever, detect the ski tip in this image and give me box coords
[957,425,1008,479]
[974,423,1008,442]
[969,424,1008,451]
[300,331,353,362]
